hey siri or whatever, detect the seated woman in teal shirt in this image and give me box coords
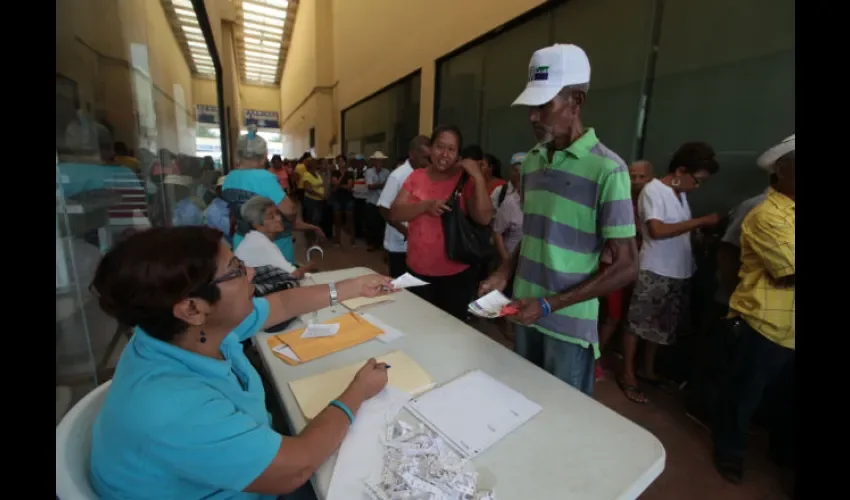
[88,226,394,499]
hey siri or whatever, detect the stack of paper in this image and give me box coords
[468,290,514,318]
[406,370,542,459]
[266,312,384,366]
[289,350,434,419]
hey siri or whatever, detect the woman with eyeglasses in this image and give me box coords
[88,226,394,499]
[618,142,722,405]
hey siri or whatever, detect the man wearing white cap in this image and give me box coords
[713,134,795,484]
[480,44,638,395]
[364,151,391,251]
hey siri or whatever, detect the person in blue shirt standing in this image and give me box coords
[89,226,395,499]
[223,128,325,263]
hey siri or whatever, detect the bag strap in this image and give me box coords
[497,184,508,207]
[452,172,469,197]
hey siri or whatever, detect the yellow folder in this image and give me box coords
[266,312,384,366]
[288,350,435,419]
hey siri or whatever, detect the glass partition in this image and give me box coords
[434,0,794,213]
[342,73,421,166]
[56,0,222,420]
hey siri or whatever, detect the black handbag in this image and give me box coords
[441,173,494,265]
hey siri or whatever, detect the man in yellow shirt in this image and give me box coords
[300,157,326,246]
[713,134,795,484]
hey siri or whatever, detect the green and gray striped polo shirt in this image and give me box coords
[513,128,636,358]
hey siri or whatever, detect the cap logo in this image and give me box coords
[529,65,549,82]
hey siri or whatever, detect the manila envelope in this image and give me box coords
[271,312,384,364]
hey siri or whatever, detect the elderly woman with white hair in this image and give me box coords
[224,128,325,264]
[235,196,318,295]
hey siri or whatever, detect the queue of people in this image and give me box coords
[78,42,793,499]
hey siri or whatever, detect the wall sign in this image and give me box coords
[244,109,280,129]
[196,104,219,125]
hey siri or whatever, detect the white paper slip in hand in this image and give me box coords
[468,290,512,318]
[390,272,429,289]
[272,344,301,363]
[300,323,340,339]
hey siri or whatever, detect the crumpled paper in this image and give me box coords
[364,420,496,500]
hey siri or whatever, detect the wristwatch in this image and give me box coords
[328,281,338,307]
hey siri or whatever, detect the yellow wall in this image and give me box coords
[276,0,545,156]
[56,0,196,154]
[241,84,282,116]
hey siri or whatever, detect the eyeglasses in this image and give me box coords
[212,257,248,285]
[689,173,702,187]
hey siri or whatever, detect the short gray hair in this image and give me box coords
[241,196,276,228]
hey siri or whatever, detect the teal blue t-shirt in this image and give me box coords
[90,298,280,500]
[223,169,295,262]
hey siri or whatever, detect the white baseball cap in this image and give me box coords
[756,134,795,173]
[512,44,591,107]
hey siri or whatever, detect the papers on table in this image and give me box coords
[406,370,542,459]
[359,313,405,343]
[271,344,300,363]
[468,290,514,318]
[266,313,384,366]
[300,323,339,339]
[342,295,394,311]
[390,272,429,289]
[326,386,411,500]
[288,350,434,420]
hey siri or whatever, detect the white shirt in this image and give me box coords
[234,230,297,274]
[490,182,516,211]
[637,179,696,279]
[377,161,414,253]
[364,167,390,205]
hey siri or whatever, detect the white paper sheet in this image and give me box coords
[390,272,429,289]
[326,386,411,500]
[406,370,542,459]
[271,344,301,362]
[359,313,405,343]
[300,323,340,339]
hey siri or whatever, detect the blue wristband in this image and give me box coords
[329,400,354,424]
[538,297,552,317]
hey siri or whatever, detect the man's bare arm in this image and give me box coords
[547,238,638,312]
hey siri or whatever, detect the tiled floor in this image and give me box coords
[294,237,795,500]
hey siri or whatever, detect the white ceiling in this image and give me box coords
[163,0,297,86]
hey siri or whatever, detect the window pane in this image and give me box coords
[552,0,656,161]
[56,0,223,413]
[643,0,795,214]
[343,73,421,165]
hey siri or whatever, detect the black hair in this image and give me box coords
[91,227,224,342]
[114,141,129,156]
[430,125,463,152]
[484,153,503,179]
[668,141,720,175]
[460,145,484,161]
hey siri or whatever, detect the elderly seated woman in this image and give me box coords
[88,226,395,499]
[236,196,318,290]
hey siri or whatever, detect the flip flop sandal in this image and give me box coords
[617,377,649,404]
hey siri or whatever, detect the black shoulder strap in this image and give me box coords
[497,184,508,207]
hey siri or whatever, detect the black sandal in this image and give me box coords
[617,377,649,404]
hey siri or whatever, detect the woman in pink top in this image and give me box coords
[389,125,493,319]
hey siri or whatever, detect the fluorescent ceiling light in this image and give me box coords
[243,22,283,35]
[172,0,193,7]
[243,2,288,19]
[243,12,285,27]
[182,25,203,35]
